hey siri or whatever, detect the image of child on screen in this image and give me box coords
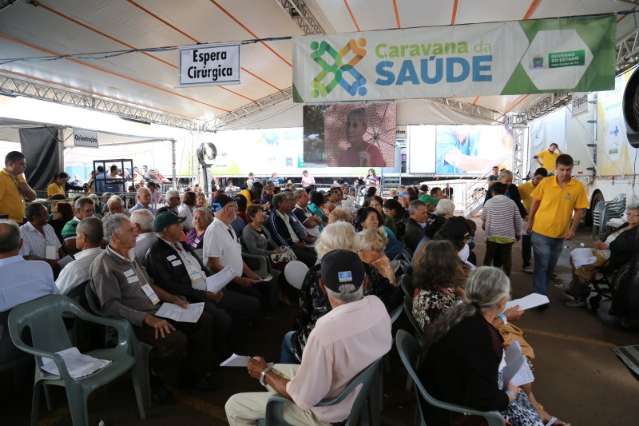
[332,108,386,167]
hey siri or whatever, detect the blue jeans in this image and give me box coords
[279,330,299,364]
[531,232,564,295]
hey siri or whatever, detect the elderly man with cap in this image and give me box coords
[90,213,218,393]
[225,250,392,426]
[145,211,236,357]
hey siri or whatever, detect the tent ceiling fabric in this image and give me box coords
[0,0,632,128]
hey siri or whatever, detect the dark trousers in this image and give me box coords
[203,302,232,361]
[521,233,532,267]
[134,311,215,385]
[216,287,261,323]
[484,241,514,276]
[292,245,317,269]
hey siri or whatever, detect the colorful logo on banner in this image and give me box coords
[310,38,368,98]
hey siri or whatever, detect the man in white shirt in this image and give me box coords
[56,217,104,295]
[104,195,127,217]
[177,191,196,231]
[225,250,392,425]
[129,187,156,214]
[300,170,315,188]
[130,209,157,264]
[204,194,272,307]
[0,221,57,312]
[19,203,63,263]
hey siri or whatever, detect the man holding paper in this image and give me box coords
[90,214,218,393]
[225,250,392,425]
[146,211,260,352]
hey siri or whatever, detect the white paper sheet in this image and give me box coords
[501,341,525,387]
[155,302,204,323]
[501,342,535,387]
[511,358,535,387]
[570,247,597,268]
[206,266,235,293]
[220,353,251,367]
[41,347,111,379]
[505,293,550,311]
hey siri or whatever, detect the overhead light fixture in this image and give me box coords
[119,115,151,125]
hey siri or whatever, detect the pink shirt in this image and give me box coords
[286,296,392,423]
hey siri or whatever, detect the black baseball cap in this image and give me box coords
[321,250,365,292]
[153,211,185,232]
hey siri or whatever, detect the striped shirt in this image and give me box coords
[481,195,522,242]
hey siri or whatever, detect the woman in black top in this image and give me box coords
[419,267,543,426]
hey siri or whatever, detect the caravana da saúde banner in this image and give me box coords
[292,15,616,103]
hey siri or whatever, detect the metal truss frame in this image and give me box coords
[0,73,203,130]
[3,11,639,131]
[275,0,325,35]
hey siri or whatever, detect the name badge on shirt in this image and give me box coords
[171,260,182,267]
[141,284,160,305]
[167,255,177,261]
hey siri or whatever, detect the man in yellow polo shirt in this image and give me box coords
[533,143,560,173]
[0,151,36,223]
[517,167,548,273]
[527,154,588,298]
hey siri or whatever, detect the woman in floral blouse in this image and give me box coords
[411,240,465,329]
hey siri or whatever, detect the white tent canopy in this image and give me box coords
[0,0,635,130]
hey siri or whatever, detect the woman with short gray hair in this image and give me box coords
[355,228,396,285]
[418,266,546,426]
[314,221,356,260]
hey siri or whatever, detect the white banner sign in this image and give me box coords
[293,15,615,103]
[73,129,98,148]
[179,43,241,86]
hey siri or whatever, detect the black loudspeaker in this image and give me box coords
[622,67,639,148]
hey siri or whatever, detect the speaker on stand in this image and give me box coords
[196,142,217,196]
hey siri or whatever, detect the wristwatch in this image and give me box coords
[259,366,273,387]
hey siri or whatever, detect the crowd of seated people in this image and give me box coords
[6,165,638,426]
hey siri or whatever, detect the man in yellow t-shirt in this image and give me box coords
[517,167,549,272]
[527,154,589,297]
[0,151,37,223]
[533,143,560,173]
